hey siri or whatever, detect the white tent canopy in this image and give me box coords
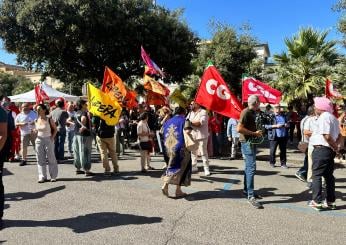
[9,82,79,102]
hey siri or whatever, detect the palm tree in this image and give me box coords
[266,27,339,105]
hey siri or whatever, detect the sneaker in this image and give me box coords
[243,191,263,199]
[204,169,211,176]
[281,164,289,169]
[50,179,57,182]
[322,200,336,210]
[38,178,46,183]
[308,200,322,211]
[19,160,27,166]
[248,197,263,209]
[295,172,307,182]
[104,172,112,177]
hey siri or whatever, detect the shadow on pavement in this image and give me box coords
[3,212,162,233]
[2,168,13,176]
[184,188,277,201]
[5,186,66,202]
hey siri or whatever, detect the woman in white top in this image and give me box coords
[137,112,154,172]
[34,104,58,183]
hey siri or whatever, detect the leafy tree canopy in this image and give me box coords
[193,21,258,95]
[0,0,198,85]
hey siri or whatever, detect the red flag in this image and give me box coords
[34,84,49,104]
[195,65,243,119]
[325,79,342,98]
[242,77,282,104]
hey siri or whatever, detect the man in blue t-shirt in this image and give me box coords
[0,104,8,230]
[265,104,290,168]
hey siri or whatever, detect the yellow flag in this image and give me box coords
[87,83,122,126]
[170,88,188,108]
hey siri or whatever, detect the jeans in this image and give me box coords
[297,150,308,178]
[54,131,66,160]
[269,137,287,166]
[67,130,75,154]
[312,146,336,203]
[73,135,92,171]
[241,142,257,198]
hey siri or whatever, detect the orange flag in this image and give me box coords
[143,74,170,96]
[101,66,127,102]
[146,90,167,106]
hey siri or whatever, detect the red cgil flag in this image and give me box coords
[195,65,243,119]
[325,79,343,98]
[242,77,282,104]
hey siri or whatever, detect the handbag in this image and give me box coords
[184,131,198,151]
[297,141,308,153]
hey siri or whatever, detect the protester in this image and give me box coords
[51,99,69,162]
[65,102,76,158]
[93,115,119,176]
[187,101,210,176]
[116,110,129,155]
[15,103,37,166]
[295,106,315,183]
[227,117,240,159]
[158,106,172,167]
[34,104,58,183]
[161,107,191,198]
[237,95,263,209]
[308,97,341,211]
[137,112,154,172]
[304,106,319,188]
[0,101,15,162]
[0,101,8,230]
[73,99,93,176]
[287,105,298,144]
[265,104,290,168]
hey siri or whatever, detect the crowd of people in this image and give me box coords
[0,94,345,229]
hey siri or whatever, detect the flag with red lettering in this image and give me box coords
[325,79,343,98]
[141,46,165,77]
[195,65,243,119]
[34,84,49,104]
[242,77,282,104]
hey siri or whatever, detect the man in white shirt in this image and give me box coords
[15,103,37,166]
[187,101,210,176]
[308,97,342,211]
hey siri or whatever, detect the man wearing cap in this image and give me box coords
[264,104,290,168]
[308,97,342,211]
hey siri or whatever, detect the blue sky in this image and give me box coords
[0,0,343,65]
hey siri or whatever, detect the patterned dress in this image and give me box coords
[162,115,191,186]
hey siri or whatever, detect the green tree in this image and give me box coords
[266,27,339,105]
[193,22,258,95]
[0,72,34,96]
[0,0,198,85]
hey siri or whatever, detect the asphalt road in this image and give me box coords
[1,144,346,244]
